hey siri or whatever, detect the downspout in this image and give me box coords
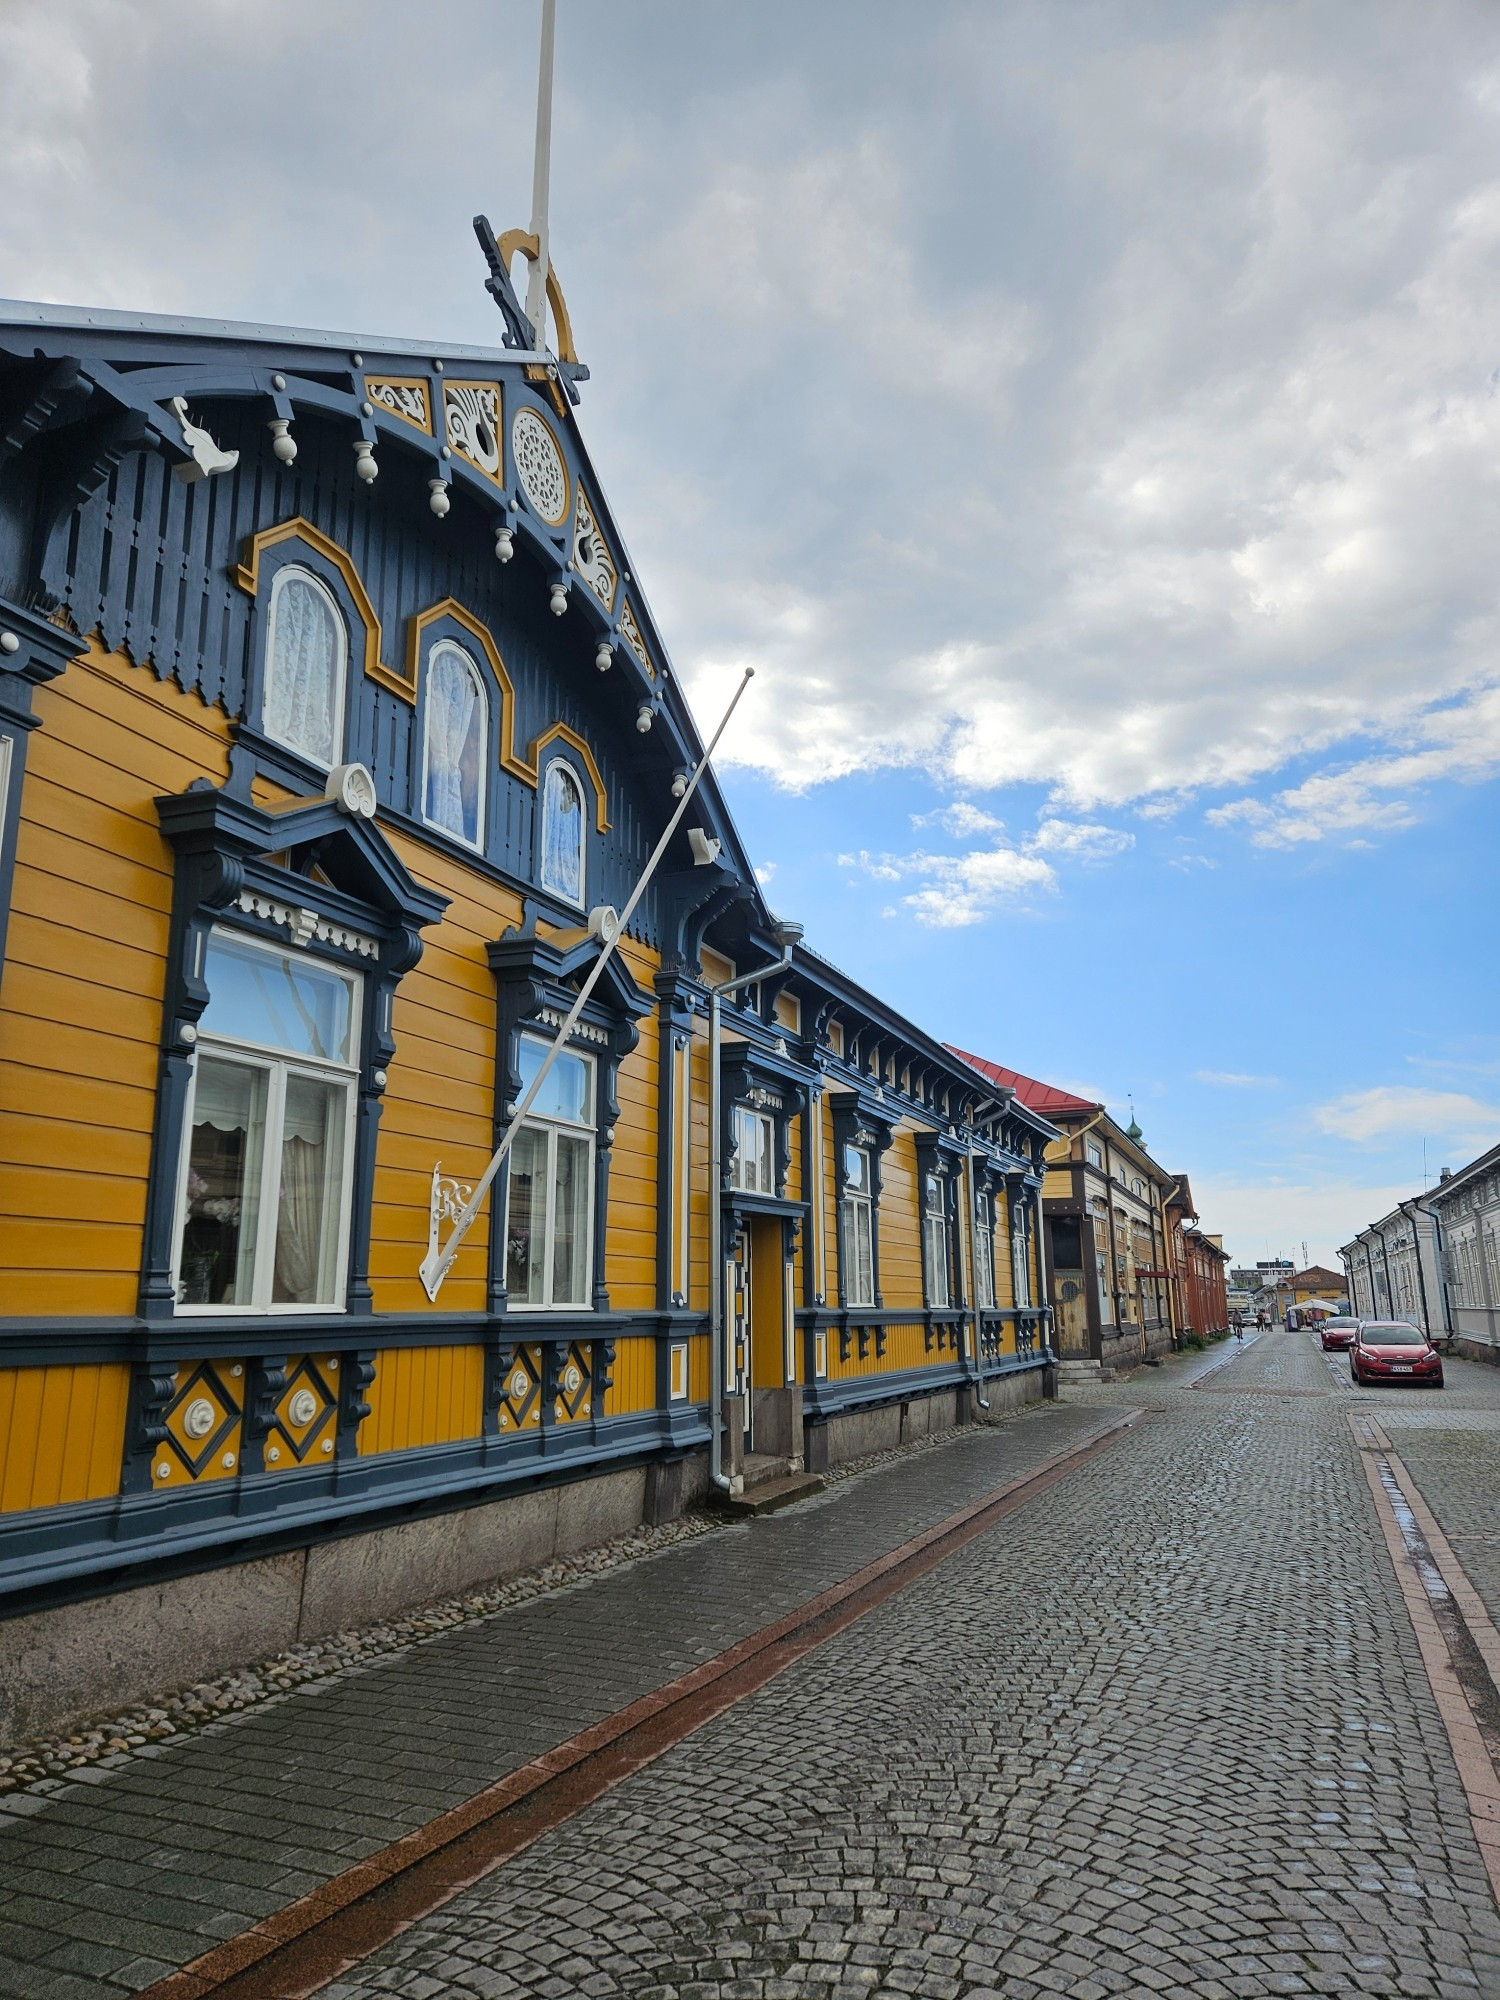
[708,918,804,1495]
[1158,1178,1182,1349]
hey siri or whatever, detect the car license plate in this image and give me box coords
[1392,1364,1413,1373]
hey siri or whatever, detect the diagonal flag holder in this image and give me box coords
[419,667,755,1300]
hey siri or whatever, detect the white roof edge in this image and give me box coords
[0,296,533,367]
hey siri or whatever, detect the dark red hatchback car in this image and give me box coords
[1350,1320,1444,1388]
[1319,1316,1359,1350]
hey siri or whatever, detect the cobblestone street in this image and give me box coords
[8,1329,1500,1998]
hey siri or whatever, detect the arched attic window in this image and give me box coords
[264,566,346,770]
[422,640,488,849]
[539,758,585,906]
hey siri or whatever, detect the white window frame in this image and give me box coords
[1086,1142,1103,1169]
[421,639,488,850]
[263,564,347,771]
[505,1031,597,1312]
[172,929,361,1315]
[730,1106,775,1195]
[841,1145,875,1309]
[1012,1204,1032,1308]
[923,1171,951,1310]
[973,1189,996,1310]
[539,757,587,907]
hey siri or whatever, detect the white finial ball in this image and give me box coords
[549,583,568,617]
[636,703,654,733]
[428,478,451,518]
[268,419,297,464]
[495,526,515,562]
[595,643,613,672]
[353,439,378,484]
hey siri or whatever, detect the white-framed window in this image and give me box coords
[263,565,346,769]
[841,1144,875,1308]
[422,640,487,848]
[973,1190,996,1310]
[1012,1204,1032,1307]
[1086,1141,1103,1169]
[731,1106,775,1195]
[506,1032,595,1309]
[539,759,585,905]
[923,1171,950,1309]
[175,930,360,1312]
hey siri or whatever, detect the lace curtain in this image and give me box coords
[540,761,584,903]
[265,571,342,765]
[424,644,484,845]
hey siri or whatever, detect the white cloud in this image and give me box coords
[1028,818,1134,861]
[911,801,1006,838]
[840,842,1056,927]
[1188,1175,1418,1268]
[1315,1084,1500,1147]
[754,860,777,885]
[1196,1071,1281,1088]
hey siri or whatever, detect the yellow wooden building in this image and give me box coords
[0,259,1057,1742]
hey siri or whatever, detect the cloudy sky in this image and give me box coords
[5,0,1500,1264]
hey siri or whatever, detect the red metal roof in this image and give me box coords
[944,1046,1101,1118]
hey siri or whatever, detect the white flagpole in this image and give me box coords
[525,0,557,350]
[419,668,755,1300]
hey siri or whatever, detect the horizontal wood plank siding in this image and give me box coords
[0,645,229,1315]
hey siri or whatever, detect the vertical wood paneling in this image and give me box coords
[358,1344,484,1455]
[994,1187,1016,1310]
[0,1364,130,1512]
[606,1334,657,1413]
[605,940,659,1311]
[823,1095,839,1303]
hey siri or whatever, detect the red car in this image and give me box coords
[1350,1321,1444,1388]
[1319,1316,1359,1350]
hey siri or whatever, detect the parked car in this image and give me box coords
[1350,1321,1444,1388]
[1319,1316,1359,1350]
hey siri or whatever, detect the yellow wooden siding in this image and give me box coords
[879,1126,924,1310]
[822,1094,839,1302]
[608,1334,657,1413]
[0,1363,131,1512]
[824,1320,936,1381]
[785,1110,803,1297]
[359,1344,484,1454]
[605,943,659,1310]
[0,644,231,1315]
[688,1030,711,1312]
[688,1330,710,1402]
[750,1214,787,1388]
[773,990,800,1033]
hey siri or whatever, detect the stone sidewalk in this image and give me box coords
[0,1397,1120,1999]
[325,1330,1500,2000]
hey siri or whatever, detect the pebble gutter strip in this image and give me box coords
[135,1406,1147,2000]
[0,1414,1015,1800]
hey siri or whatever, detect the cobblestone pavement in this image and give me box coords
[321,1331,1500,2000]
[0,1398,1119,1998]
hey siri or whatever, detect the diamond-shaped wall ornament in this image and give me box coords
[157,1361,244,1487]
[496,1343,543,1431]
[264,1354,339,1469]
[554,1342,593,1423]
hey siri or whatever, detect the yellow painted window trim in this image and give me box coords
[233,517,408,702]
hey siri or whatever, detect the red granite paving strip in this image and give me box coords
[1350,1411,1500,1902]
[137,1407,1146,2000]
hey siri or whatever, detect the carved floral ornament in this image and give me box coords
[746,1084,784,1112]
[444,381,503,482]
[364,377,433,434]
[572,488,618,609]
[511,405,570,525]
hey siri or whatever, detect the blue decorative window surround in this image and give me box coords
[140,783,447,1327]
[486,924,651,1320]
[0,596,82,982]
[914,1129,967,1313]
[237,538,367,796]
[421,640,488,851]
[829,1090,897,1313]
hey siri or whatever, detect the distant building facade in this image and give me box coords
[1342,1208,1445,1338]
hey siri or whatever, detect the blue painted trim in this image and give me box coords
[0,1405,712,1619]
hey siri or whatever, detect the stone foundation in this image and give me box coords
[806,1366,1047,1472]
[0,1456,707,1748]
